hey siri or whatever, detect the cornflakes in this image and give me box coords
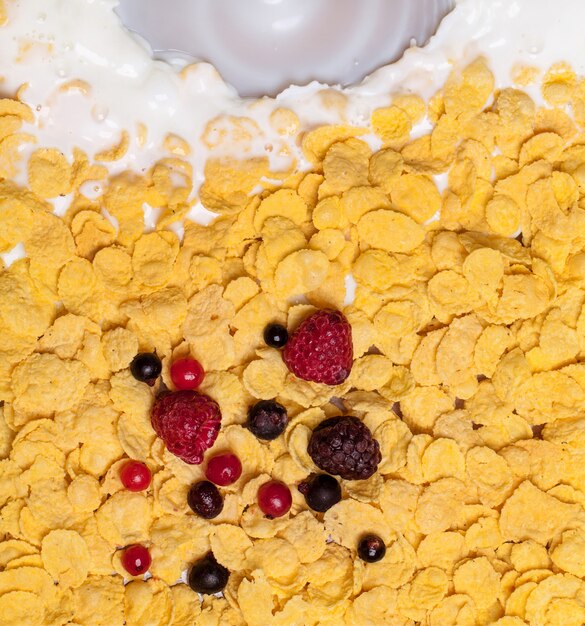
[41,529,90,588]
[2,49,585,626]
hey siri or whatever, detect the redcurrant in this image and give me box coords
[257,480,292,518]
[170,358,205,390]
[121,544,151,576]
[120,460,152,492]
[205,453,242,486]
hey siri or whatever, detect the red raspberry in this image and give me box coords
[151,390,221,465]
[283,309,353,385]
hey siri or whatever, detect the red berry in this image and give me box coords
[283,309,353,385]
[121,544,151,576]
[170,358,205,390]
[258,480,292,518]
[120,461,152,492]
[151,390,221,465]
[205,453,242,486]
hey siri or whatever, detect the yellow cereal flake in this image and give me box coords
[94,130,130,162]
[453,557,501,610]
[95,492,152,547]
[0,98,34,122]
[371,105,412,148]
[444,57,495,118]
[274,249,330,298]
[0,590,45,626]
[41,529,90,588]
[254,188,308,230]
[320,138,371,195]
[301,124,368,165]
[512,64,541,86]
[500,481,579,544]
[28,147,73,198]
[71,210,116,259]
[357,209,425,253]
[199,156,270,214]
[11,353,90,422]
[542,62,577,106]
[269,107,300,136]
[391,173,442,223]
[124,578,173,626]
[486,194,521,236]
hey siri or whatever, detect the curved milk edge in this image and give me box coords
[0,0,460,272]
[0,0,582,270]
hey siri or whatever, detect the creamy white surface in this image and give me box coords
[0,0,582,271]
[116,0,453,97]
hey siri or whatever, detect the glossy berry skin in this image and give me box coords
[130,352,162,386]
[283,309,353,385]
[247,400,288,441]
[120,460,152,492]
[151,390,221,465]
[258,480,292,518]
[358,534,386,563]
[188,553,229,594]
[263,323,289,349]
[187,481,223,519]
[205,453,242,486]
[170,358,205,390]
[298,474,341,513]
[121,544,152,576]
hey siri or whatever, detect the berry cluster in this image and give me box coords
[120,311,385,584]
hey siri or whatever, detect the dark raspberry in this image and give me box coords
[298,474,341,512]
[264,323,289,349]
[130,353,162,386]
[188,481,223,519]
[151,390,221,465]
[247,400,288,441]
[358,534,386,563]
[308,416,381,480]
[188,553,229,594]
[283,309,353,385]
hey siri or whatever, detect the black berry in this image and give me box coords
[187,481,223,519]
[264,323,289,349]
[308,416,381,480]
[298,474,341,512]
[130,352,162,386]
[358,534,386,563]
[247,400,288,441]
[188,553,229,594]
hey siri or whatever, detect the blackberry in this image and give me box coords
[307,416,381,480]
[247,400,288,440]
